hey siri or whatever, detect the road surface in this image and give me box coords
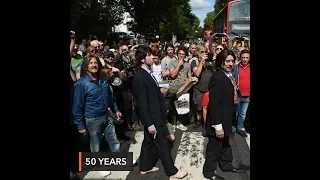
[77,124,250,180]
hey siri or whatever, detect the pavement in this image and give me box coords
[77,123,250,180]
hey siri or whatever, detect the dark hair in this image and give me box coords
[176,45,188,56]
[135,45,152,66]
[215,49,236,71]
[240,49,250,57]
[165,43,174,53]
[80,55,102,77]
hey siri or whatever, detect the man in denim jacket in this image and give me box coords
[72,56,121,177]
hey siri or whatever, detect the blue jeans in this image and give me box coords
[232,96,250,132]
[85,115,120,152]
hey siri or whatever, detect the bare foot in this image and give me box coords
[140,167,159,175]
[171,170,188,179]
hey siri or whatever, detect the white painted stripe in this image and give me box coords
[245,133,250,149]
[170,132,206,180]
[83,131,144,180]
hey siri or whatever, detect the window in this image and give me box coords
[229,1,250,21]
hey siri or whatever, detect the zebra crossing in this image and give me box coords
[81,128,250,180]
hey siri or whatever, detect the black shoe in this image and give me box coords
[236,130,248,138]
[70,171,81,180]
[205,174,225,180]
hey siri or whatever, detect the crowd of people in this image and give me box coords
[69,30,250,180]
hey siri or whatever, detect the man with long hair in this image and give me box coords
[72,55,121,178]
[203,49,244,180]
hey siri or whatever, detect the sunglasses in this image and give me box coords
[90,49,97,53]
[216,48,223,50]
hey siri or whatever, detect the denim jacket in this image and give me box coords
[73,75,115,131]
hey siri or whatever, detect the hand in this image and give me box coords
[116,112,122,120]
[148,125,157,135]
[178,60,184,66]
[215,129,224,139]
[199,54,207,64]
[160,87,169,95]
[111,67,120,72]
[70,30,75,38]
[79,129,87,135]
[190,77,198,84]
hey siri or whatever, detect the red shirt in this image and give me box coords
[202,91,209,106]
[238,64,250,96]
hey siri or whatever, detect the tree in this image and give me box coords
[70,0,125,41]
[119,0,201,41]
[203,11,215,30]
[214,0,226,15]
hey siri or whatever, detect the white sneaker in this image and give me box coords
[99,171,111,177]
[177,124,188,131]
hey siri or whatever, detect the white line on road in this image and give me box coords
[245,133,250,149]
[170,132,206,180]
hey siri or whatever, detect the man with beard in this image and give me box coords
[203,49,245,180]
[73,56,121,178]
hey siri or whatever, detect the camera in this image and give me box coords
[203,53,214,71]
[119,51,137,78]
[205,53,214,62]
[126,62,138,78]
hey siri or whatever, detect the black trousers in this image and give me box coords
[203,135,233,178]
[139,126,178,176]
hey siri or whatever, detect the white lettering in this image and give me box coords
[98,158,127,166]
[85,158,96,165]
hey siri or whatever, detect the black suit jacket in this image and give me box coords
[132,68,167,128]
[206,70,235,136]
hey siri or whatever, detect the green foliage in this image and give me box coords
[70,0,125,41]
[70,0,201,42]
[203,11,215,30]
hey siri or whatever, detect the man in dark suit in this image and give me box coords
[203,49,243,180]
[132,45,188,179]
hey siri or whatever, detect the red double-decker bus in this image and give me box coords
[213,0,250,40]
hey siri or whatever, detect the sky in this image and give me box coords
[190,0,215,27]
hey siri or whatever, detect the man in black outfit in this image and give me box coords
[132,45,187,179]
[203,49,244,180]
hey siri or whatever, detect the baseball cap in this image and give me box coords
[103,51,114,58]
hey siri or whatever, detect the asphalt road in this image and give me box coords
[77,122,250,180]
